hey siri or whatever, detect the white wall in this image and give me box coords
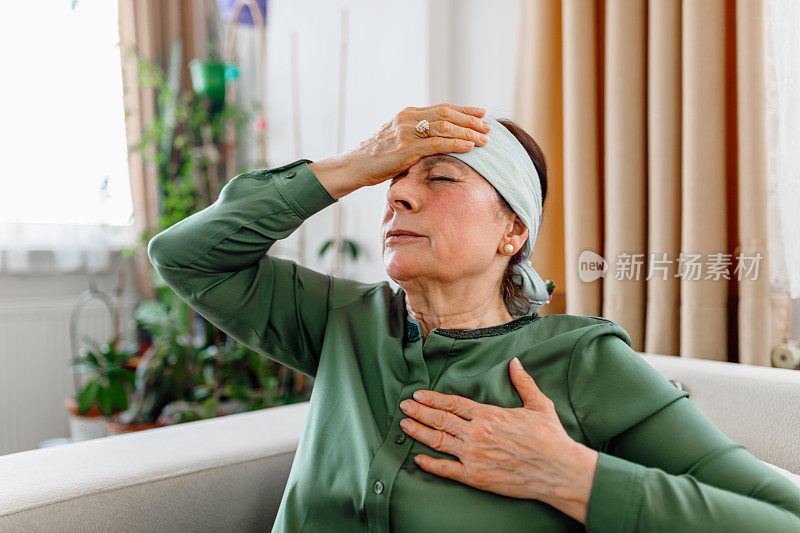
[431,0,521,117]
[232,0,520,288]
[223,1,800,347]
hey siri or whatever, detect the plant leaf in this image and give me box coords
[346,239,359,259]
[96,386,113,417]
[108,382,129,413]
[77,379,101,414]
[318,239,332,258]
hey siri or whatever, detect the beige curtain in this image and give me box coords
[118,0,210,299]
[515,0,787,366]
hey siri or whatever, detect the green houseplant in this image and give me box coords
[113,268,293,430]
[187,5,239,109]
[118,41,308,431]
[65,334,138,441]
[122,41,255,235]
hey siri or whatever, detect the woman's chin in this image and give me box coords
[384,258,422,283]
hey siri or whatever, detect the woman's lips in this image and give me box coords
[385,234,423,242]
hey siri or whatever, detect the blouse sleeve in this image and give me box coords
[146,159,338,378]
[568,321,800,532]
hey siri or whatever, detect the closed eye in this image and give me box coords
[388,175,454,187]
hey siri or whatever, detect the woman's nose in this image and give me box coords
[386,179,420,213]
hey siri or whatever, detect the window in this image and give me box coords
[765,0,800,301]
[0,0,133,227]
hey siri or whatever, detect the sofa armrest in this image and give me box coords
[641,353,800,475]
[0,401,310,532]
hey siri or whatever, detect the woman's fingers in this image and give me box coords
[422,120,489,146]
[405,104,491,137]
[414,104,493,155]
[441,105,491,132]
[427,105,492,135]
[419,135,475,155]
[408,105,492,152]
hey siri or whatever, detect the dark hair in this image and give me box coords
[492,118,548,316]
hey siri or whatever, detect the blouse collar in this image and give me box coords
[404,309,539,343]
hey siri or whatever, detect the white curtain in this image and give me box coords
[0,223,133,274]
[765,0,800,300]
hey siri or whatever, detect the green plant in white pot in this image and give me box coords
[65,334,137,441]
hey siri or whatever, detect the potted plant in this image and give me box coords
[188,59,239,108]
[104,343,168,435]
[66,334,138,441]
[118,39,308,432]
[122,42,255,233]
[112,269,293,431]
[107,269,194,434]
[155,340,282,425]
[188,1,240,108]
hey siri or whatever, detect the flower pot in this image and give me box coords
[216,399,248,417]
[105,414,165,435]
[188,60,239,106]
[64,396,108,442]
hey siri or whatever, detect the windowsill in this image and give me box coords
[0,221,137,248]
[0,222,139,275]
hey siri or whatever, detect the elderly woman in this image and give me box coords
[147,103,800,532]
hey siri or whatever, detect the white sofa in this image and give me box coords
[1,353,799,532]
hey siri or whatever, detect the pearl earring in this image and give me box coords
[503,244,514,254]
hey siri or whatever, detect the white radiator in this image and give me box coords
[0,296,136,455]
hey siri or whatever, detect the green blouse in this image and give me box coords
[147,158,800,532]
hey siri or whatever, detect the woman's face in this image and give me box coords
[381,154,527,288]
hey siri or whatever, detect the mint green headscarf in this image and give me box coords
[446,114,554,315]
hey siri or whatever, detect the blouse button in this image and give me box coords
[374,481,384,494]
[394,433,406,444]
